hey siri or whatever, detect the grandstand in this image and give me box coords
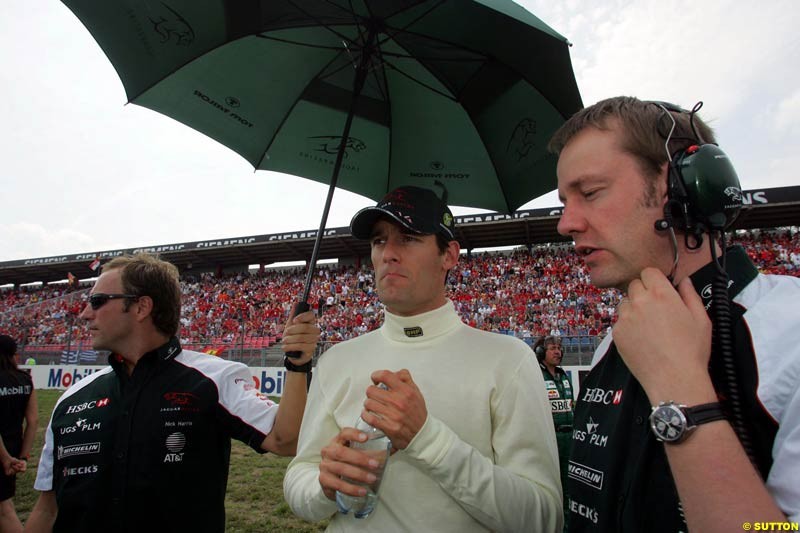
[2,186,798,368]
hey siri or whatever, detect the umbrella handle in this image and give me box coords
[285,301,311,359]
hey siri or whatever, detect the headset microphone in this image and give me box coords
[655,219,671,231]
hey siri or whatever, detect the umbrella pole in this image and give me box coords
[286,37,373,357]
[301,61,369,304]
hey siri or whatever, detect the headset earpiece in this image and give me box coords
[672,144,742,231]
[652,101,743,234]
[534,339,545,361]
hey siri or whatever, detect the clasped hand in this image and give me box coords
[318,369,428,500]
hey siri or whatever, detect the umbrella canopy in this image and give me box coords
[63,0,582,214]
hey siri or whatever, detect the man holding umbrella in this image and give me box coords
[284,185,562,532]
[25,253,320,533]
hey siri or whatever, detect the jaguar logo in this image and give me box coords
[149,2,195,46]
[308,136,366,158]
[163,392,199,407]
[724,186,742,202]
[507,118,537,162]
[701,284,713,299]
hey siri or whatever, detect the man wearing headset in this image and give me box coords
[550,96,799,532]
[534,335,574,530]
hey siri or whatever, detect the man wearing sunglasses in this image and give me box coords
[25,253,319,533]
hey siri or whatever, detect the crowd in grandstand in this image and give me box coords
[1,228,798,351]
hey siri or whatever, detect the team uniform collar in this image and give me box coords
[539,362,564,377]
[380,300,461,343]
[109,336,183,371]
[688,245,758,307]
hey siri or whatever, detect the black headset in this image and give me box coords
[651,101,743,246]
[650,101,758,468]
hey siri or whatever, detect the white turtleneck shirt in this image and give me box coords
[284,300,562,532]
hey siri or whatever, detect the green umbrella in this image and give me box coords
[63,0,582,306]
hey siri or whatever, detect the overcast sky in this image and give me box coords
[1,0,798,263]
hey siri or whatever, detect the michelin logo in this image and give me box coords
[58,442,101,460]
[568,461,604,490]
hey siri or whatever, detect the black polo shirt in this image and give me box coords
[35,338,279,533]
[567,247,782,532]
[0,369,33,455]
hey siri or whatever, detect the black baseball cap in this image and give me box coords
[350,186,455,241]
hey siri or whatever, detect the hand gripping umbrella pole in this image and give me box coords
[286,27,376,358]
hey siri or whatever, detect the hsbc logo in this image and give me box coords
[65,398,110,414]
[550,399,572,413]
[581,388,623,405]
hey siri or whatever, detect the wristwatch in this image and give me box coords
[649,401,726,443]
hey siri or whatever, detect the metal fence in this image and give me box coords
[17,335,600,368]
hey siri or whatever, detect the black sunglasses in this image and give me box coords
[87,293,140,310]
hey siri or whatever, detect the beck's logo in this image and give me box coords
[62,465,99,477]
[568,498,600,524]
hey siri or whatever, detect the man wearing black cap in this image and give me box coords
[284,185,562,532]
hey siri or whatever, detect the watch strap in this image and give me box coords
[284,357,312,373]
[684,402,726,428]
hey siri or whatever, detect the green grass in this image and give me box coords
[14,390,328,532]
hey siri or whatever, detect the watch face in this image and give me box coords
[650,404,687,443]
